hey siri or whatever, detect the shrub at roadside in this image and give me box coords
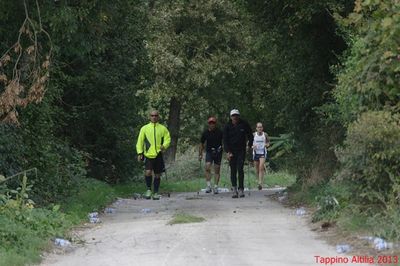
[0,176,119,266]
[336,111,400,206]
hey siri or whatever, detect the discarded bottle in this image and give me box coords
[336,244,351,253]
[104,208,116,214]
[295,207,306,216]
[88,212,99,219]
[278,196,287,202]
[374,237,385,245]
[89,217,101,223]
[54,238,71,247]
[141,208,151,213]
[375,241,393,250]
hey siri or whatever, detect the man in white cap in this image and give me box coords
[223,109,253,198]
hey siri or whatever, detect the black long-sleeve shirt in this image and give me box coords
[223,119,253,153]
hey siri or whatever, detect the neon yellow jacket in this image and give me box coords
[136,122,171,158]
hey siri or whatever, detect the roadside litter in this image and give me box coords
[373,237,394,251]
[200,187,230,193]
[336,244,351,253]
[104,207,116,214]
[54,238,71,247]
[88,212,98,218]
[295,207,306,216]
[278,195,287,202]
[141,208,152,214]
[88,212,101,223]
[359,236,395,250]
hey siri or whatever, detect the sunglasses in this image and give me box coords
[150,114,159,117]
[208,121,216,124]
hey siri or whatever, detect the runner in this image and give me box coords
[252,122,270,190]
[199,116,223,194]
[223,109,253,198]
[136,110,171,200]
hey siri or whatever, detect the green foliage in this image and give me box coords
[0,124,25,176]
[336,111,400,205]
[62,178,117,223]
[0,174,70,266]
[41,0,148,182]
[334,0,400,123]
[0,176,130,266]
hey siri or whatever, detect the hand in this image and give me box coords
[137,154,144,162]
[160,145,165,152]
[252,145,257,149]
[198,154,203,161]
[265,143,270,148]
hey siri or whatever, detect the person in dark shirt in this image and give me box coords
[223,109,253,198]
[199,116,223,194]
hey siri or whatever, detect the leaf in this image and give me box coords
[381,17,393,28]
[382,51,395,59]
[52,204,60,212]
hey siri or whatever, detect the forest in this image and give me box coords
[0,0,399,265]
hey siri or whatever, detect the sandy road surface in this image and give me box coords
[41,189,371,266]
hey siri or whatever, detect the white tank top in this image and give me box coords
[253,132,266,154]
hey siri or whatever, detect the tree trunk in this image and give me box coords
[165,97,181,163]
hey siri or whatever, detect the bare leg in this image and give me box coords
[205,162,212,183]
[258,157,266,186]
[214,164,221,186]
[254,161,260,185]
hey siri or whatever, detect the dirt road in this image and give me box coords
[41,189,368,266]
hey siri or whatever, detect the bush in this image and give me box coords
[336,111,400,205]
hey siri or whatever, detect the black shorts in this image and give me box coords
[144,153,165,174]
[205,151,222,165]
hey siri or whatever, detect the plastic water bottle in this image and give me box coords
[88,212,98,218]
[336,244,351,253]
[374,237,385,245]
[89,217,101,223]
[105,208,116,214]
[295,207,306,216]
[141,208,151,213]
[278,196,287,202]
[55,238,71,247]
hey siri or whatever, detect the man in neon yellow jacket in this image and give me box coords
[136,110,171,200]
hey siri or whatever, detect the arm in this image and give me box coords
[136,127,145,161]
[161,126,171,151]
[199,143,205,160]
[199,131,206,160]
[223,125,233,160]
[264,132,270,148]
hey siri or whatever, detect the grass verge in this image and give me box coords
[286,179,400,257]
[0,178,142,266]
[167,213,205,225]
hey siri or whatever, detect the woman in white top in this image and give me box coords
[252,122,270,190]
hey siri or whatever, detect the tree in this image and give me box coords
[145,0,253,162]
[0,0,51,123]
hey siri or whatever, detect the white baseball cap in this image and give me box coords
[230,109,240,116]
